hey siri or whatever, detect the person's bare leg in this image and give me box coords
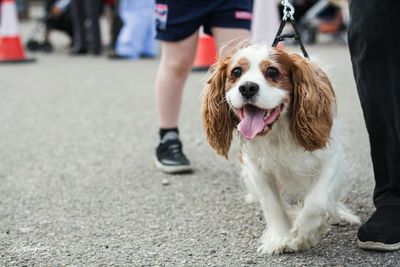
[212,27,251,57]
[155,31,199,128]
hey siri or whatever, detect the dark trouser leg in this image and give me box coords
[348,0,400,208]
[70,0,86,50]
[83,0,102,53]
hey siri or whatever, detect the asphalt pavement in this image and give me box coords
[1,14,399,267]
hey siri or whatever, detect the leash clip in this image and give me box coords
[281,0,295,21]
[272,0,310,59]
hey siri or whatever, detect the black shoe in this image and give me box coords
[358,206,400,251]
[140,53,156,59]
[26,39,40,52]
[154,139,192,174]
[90,48,102,56]
[108,51,129,60]
[69,47,88,55]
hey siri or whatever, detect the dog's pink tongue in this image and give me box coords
[237,106,266,139]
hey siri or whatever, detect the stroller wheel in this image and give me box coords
[41,42,53,53]
[26,39,40,52]
[336,31,348,46]
[336,24,348,46]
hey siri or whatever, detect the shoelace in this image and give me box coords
[168,144,181,158]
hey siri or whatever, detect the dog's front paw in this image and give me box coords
[289,229,317,251]
[290,212,328,251]
[258,230,294,255]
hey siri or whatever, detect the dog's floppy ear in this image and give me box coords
[290,54,336,151]
[201,57,236,158]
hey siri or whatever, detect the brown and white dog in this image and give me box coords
[201,45,360,254]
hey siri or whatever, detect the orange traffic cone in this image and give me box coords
[0,0,34,63]
[192,32,217,71]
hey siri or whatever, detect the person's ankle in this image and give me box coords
[159,127,179,143]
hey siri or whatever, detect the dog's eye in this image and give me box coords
[266,67,279,79]
[232,67,242,78]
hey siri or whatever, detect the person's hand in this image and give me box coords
[50,6,62,17]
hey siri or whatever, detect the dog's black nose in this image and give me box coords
[239,82,259,99]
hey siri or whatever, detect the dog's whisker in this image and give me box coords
[217,95,228,106]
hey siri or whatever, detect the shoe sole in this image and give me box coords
[153,156,193,174]
[358,240,400,251]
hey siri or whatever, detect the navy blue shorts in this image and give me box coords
[155,0,253,41]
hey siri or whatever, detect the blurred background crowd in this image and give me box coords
[11,0,348,61]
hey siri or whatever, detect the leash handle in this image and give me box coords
[272,0,310,59]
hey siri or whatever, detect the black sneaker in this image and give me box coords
[154,139,192,174]
[40,41,53,53]
[358,206,400,251]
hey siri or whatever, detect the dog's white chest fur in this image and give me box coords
[242,118,324,197]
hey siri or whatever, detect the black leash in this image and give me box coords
[272,0,310,59]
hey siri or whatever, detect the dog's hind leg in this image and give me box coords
[242,167,260,203]
[328,202,361,226]
[325,154,360,226]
